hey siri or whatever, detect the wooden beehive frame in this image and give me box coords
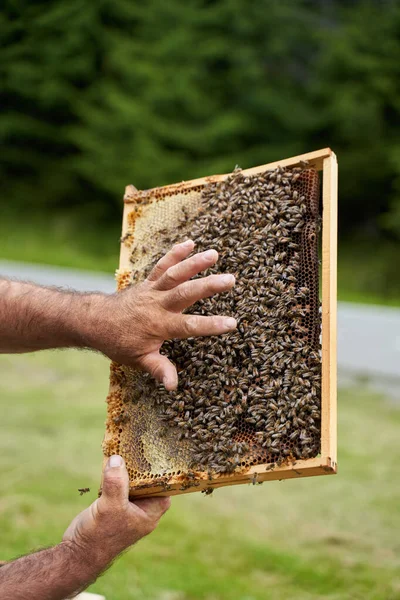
[106,147,337,497]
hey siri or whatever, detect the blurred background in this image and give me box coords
[1,1,399,599]
[1,0,400,301]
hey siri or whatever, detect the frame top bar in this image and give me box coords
[124,148,334,204]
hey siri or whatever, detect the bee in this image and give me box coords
[112,411,129,425]
[251,472,259,485]
[78,488,90,496]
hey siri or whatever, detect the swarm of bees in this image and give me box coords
[128,165,322,479]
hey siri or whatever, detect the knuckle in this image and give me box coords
[104,475,124,493]
[165,266,180,284]
[176,283,190,303]
[193,255,205,270]
[207,316,219,332]
[185,315,199,334]
[97,502,113,519]
[209,275,221,291]
[152,263,163,277]
[97,497,116,519]
[155,256,167,270]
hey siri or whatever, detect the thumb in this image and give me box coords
[140,351,178,391]
[100,455,129,508]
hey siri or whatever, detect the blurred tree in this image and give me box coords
[0,0,111,218]
[311,0,400,238]
[67,1,321,195]
[1,0,399,240]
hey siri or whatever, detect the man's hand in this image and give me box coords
[0,241,236,388]
[0,456,164,600]
[87,240,236,389]
[63,455,170,570]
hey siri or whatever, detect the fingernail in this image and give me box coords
[221,274,235,285]
[182,239,194,247]
[204,249,217,260]
[224,317,237,329]
[108,455,122,468]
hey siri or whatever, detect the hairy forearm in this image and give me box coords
[0,541,104,600]
[0,279,108,354]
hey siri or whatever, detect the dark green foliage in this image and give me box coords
[1,0,400,238]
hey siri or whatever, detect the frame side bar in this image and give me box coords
[100,187,138,496]
[119,186,137,270]
[321,153,338,466]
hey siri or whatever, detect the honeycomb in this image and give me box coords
[103,165,322,495]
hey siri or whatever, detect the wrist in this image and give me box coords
[60,539,110,583]
[71,292,114,352]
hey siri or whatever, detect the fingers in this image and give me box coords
[147,240,195,282]
[134,497,171,520]
[139,351,178,390]
[168,314,237,339]
[164,273,235,312]
[99,455,129,508]
[154,249,218,291]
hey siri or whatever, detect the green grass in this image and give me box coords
[0,351,400,599]
[0,213,120,273]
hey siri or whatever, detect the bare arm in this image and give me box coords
[0,456,170,600]
[0,542,100,600]
[0,278,100,353]
[0,240,236,389]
